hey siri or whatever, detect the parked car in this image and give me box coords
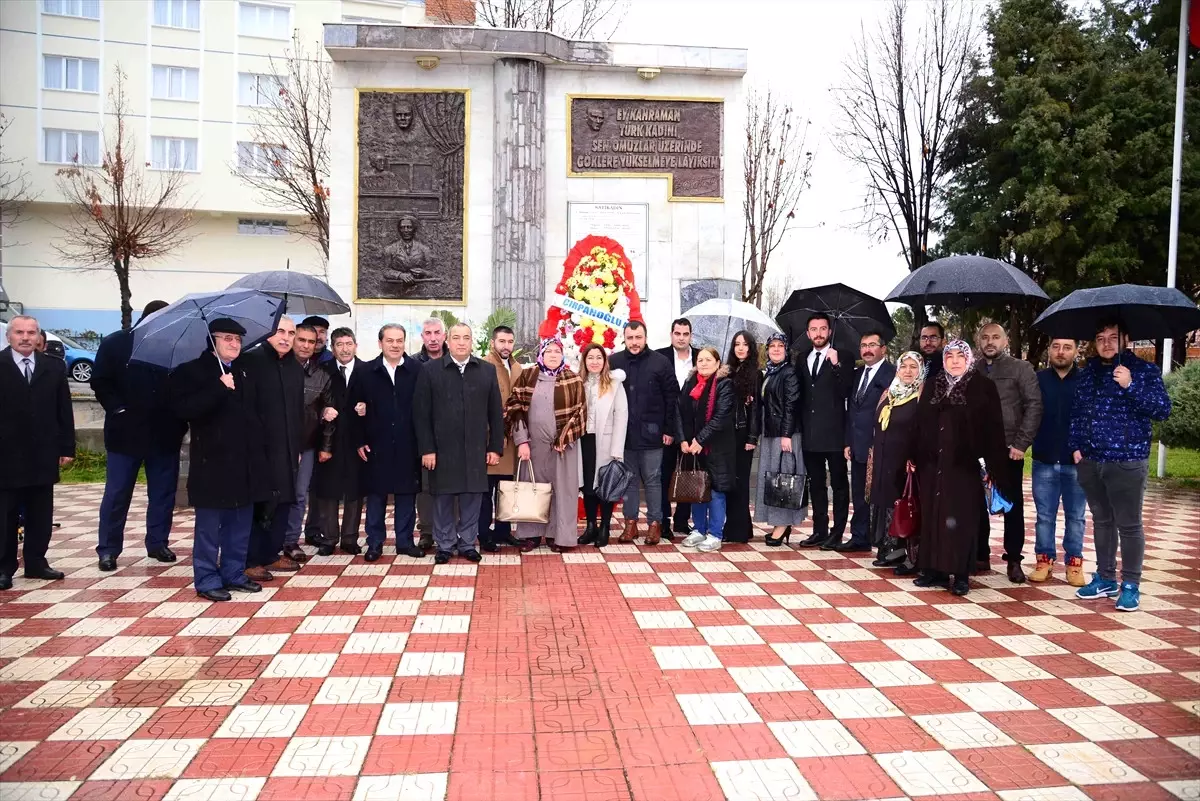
[0,322,98,382]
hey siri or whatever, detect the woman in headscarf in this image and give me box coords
[723,330,761,543]
[677,347,737,552]
[909,339,1011,595]
[756,332,806,545]
[868,351,926,574]
[505,338,587,552]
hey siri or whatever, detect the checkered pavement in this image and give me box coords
[0,480,1197,801]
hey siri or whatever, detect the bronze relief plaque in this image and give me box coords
[356,90,468,303]
[569,96,723,200]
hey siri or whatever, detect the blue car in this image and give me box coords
[50,332,98,383]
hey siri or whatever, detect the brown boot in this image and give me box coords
[618,520,639,543]
[644,521,662,546]
[245,566,274,582]
[267,556,301,572]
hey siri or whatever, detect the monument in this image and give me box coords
[324,25,748,353]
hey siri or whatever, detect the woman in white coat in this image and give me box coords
[577,343,628,547]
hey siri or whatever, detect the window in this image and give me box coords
[43,56,100,93]
[239,2,290,39]
[237,141,288,176]
[238,218,288,236]
[44,129,100,165]
[150,136,198,170]
[238,72,281,107]
[42,0,100,19]
[151,65,200,101]
[153,0,200,29]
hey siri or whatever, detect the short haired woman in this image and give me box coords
[577,343,628,548]
[677,347,737,552]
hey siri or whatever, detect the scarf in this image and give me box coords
[505,364,587,451]
[764,332,789,378]
[878,351,926,430]
[932,339,976,405]
[687,371,722,454]
[536,337,567,377]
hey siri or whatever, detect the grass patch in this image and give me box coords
[60,449,146,485]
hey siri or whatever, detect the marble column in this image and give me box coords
[492,58,546,351]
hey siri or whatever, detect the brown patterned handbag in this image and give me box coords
[669,455,711,504]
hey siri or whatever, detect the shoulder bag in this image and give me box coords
[889,470,920,538]
[764,450,807,510]
[669,455,711,504]
[497,459,553,524]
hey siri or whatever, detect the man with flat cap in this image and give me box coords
[170,318,270,601]
[301,315,335,364]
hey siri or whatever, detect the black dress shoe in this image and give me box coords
[950,577,970,596]
[418,533,435,551]
[225,579,262,593]
[480,540,499,553]
[496,533,522,547]
[462,549,482,563]
[24,568,65,581]
[434,551,451,565]
[1006,559,1027,584]
[0,574,12,591]
[893,564,918,577]
[147,547,176,563]
[834,540,871,553]
[364,546,383,562]
[340,539,362,555]
[98,556,118,572]
[913,572,949,588]
[316,544,335,556]
[197,588,232,602]
[518,538,540,553]
[396,544,425,559]
[799,533,825,548]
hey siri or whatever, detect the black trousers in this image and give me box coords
[849,458,870,543]
[477,475,512,543]
[316,496,363,545]
[979,458,1026,561]
[0,485,54,577]
[723,441,755,542]
[660,442,691,532]
[580,434,614,525]
[803,450,850,539]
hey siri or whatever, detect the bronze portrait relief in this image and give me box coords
[356,90,468,303]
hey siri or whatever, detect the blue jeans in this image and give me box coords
[1032,461,1086,561]
[365,493,416,551]
[96,451,179,558]
[284,449,316,549]
[691,490,727,540]
[193,506,252,592]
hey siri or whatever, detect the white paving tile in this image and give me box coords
[912,711,1017,750]
[710,758,816,801]
[676,692,763,725]
[875,749,989,796]
[1027,742,1147,785]
[768,719,865,758]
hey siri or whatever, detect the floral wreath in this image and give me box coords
[538,235,644,366]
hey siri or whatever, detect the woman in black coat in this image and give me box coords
[723,330,761,543]
[676,347,736,553]
[756,332,806,545]
[868,351,926,573]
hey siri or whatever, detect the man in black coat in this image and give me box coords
[412,323,504,564]
[414,317,448,551]
[794,313,855,548]
[842,332,896,552]
[170,318,269,601]
[91,300,188,571]
[241,316,305,580]
[654,317,700,540]
[919,321,945,381]
[286,323,336,557]
[312,327,367,555]
[0,316,75,589]
[353,324,425,561]
[609,320,678,546]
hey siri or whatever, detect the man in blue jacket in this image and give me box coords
[1069,321,1171,612]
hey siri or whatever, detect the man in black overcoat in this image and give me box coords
[312,327,367,555]
[794,312,855,548]
[169,318,269,601]
[92,300,188,571]
[412,323,504,564]
[842,332,895,552]
[353,324,426,562]
[0,316,75,590]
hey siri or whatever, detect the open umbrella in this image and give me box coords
[681,298,782,351]
[228,269,350,316]
[131,289,286,371]
[1033,285,1200,341]
[886,255,1049,307]
[777,283,895,355]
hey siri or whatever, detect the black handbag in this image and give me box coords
[595,459,635,504]
[764,450,807,510]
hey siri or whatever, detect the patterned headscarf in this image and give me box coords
[537,338,567,376]
[764,332,790,377]
[878,351,926,430]
[932,339,976,404]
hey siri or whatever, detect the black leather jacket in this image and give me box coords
[760,362,801,438]
[300,358,335,453]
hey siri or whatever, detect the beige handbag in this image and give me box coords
[496,459,553,524]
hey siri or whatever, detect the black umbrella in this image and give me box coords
[1033,285,1200,341]
[777,283,895,354]
[228,269,350,316]
[885,255,1049,307]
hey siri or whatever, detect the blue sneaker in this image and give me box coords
[1076,573,1119,600]
[1115,583,1140,612]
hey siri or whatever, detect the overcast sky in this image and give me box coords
[617,0,938,305]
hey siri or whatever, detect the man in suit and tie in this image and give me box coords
[654,318,700,539]
[312,327,368,554]
[0,316,76,590]
[842,332,895,552]
[795,313,855,549]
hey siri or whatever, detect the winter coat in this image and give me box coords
[584,369,629,489]
[0,347,75,489]
[412,354,504,495]
[169,350,270,509]
[731,368,762,447]
[868,389,921,508]
[241,345,305,504]
[484,350,526,476]
[760,362,801,439]
[794,347,854,452]
[677,369,737,494]
[979,353,1043,453]
[1068,354,1172,463]
[608,347,679,451]
[299,358,335,453]
[312,358,367,501]
[352,355,423,497]
[91,328,187,457]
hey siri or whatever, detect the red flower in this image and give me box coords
[602,328,617,348]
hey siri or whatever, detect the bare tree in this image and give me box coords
[742,88,814,309]
[762,270,798,319]
[54,67,196,330]
[235,32,331,261]
[0,111,37,263]
[473,0,628,39]
[831,0,974,337]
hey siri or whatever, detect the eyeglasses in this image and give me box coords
[919,335,941,342]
